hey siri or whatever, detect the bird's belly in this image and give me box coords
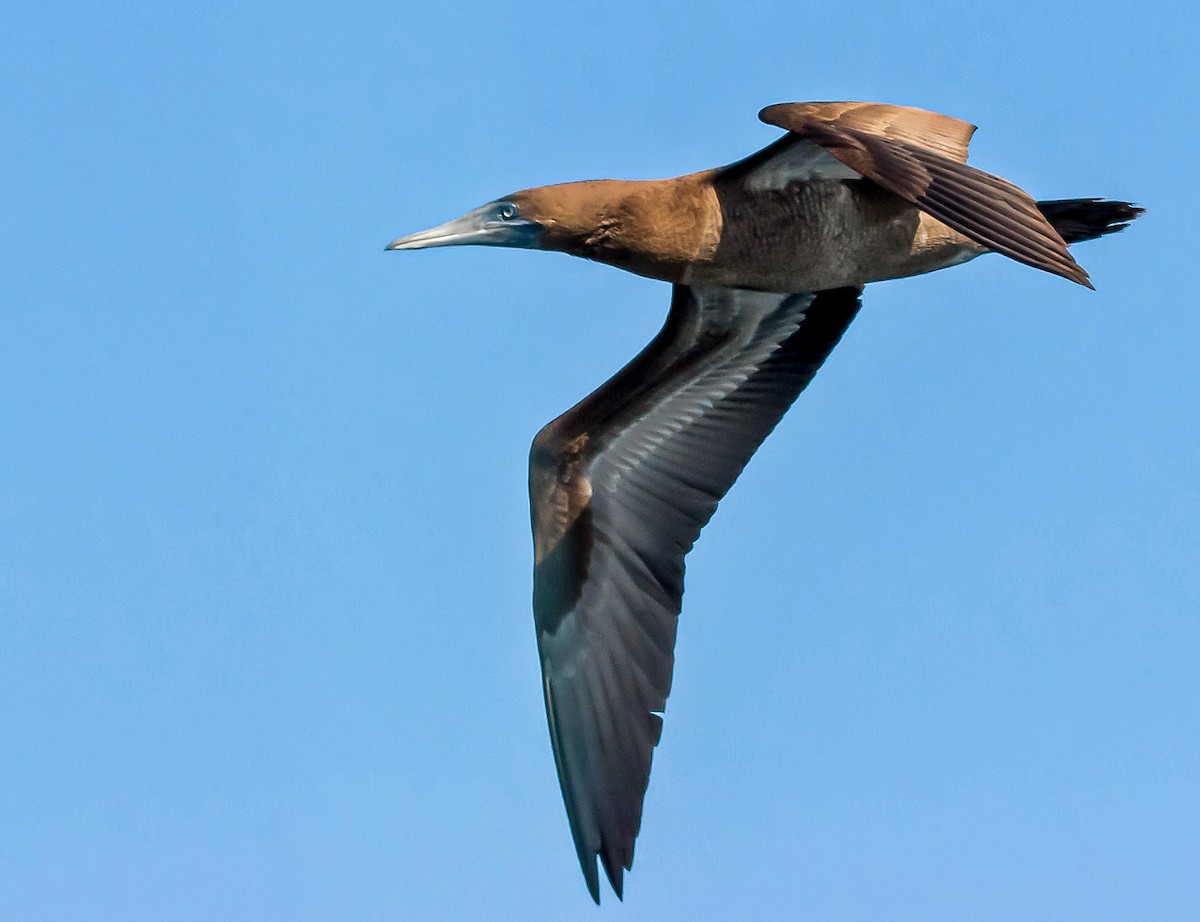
[687,181,983,292]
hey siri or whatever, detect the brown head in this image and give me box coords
[387,176,718,283]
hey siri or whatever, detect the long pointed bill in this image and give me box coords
[385,203,542,251]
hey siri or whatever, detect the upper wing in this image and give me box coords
[529,284,863,902]
[721,100,976,190]
[757,101,1091,286]
[761,101,978,161]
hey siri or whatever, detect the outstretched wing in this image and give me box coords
[756,101,1090,286]
[529,284,863,902]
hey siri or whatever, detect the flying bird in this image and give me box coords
[387,101,1141,902]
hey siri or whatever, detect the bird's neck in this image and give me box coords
[538,174,722,283]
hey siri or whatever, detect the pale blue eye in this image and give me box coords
[497,203,518,221]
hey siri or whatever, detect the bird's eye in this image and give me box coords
[497,203,518,221]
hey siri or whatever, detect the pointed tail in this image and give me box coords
[1037,198,1144,245]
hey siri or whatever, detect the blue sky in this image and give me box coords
[1,2,1196,919]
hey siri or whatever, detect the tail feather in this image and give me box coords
[1037,198,1144,245]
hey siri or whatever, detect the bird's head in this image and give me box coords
[386,180,652,255]
[385,192,545,252]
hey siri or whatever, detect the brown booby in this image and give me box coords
[386,101,1141,903]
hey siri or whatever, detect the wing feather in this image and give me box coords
[758,103,1090,286]
[529,284,863,901]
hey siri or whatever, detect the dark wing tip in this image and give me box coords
[1062,261,1094,288]
[602,852,626,901]
[584,860,601,904]
[576,839,627,904]
[1033,198,1147,288]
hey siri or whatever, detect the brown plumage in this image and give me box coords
[386,101,1143,903]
